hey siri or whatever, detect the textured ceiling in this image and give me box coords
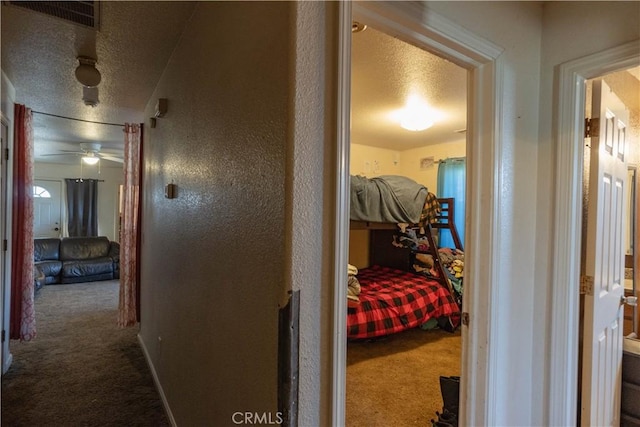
[2,1,467,164]
[1,1,196,165]
[3,1,467,163]
[5,3,633,159]
[351,25,468,151]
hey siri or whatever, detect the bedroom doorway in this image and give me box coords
[345,20,467,426]
[334,2,505,426]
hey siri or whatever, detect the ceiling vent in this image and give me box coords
[8,1,100,29]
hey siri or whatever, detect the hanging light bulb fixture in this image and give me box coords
[75,56,101,87]
[80,142,101,166]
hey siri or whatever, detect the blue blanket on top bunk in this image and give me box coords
[350,175,428,224]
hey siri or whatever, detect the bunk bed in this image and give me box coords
[347,175,463,340]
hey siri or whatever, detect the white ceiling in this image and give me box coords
[1,1,196,166]
[2,1,468,166]
[351,23,468,151]
[2,3,638,163]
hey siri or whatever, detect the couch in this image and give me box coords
[34,236,120,284]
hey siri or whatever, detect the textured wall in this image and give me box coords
[400,140,466,193]
[350,143,402,177]
[287,3,340,425]
[139,2,290,425]
[131,2,640,424]
[423,2,544,424]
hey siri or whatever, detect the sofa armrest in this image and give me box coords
[108,241,120,260]
[109,242,120,278]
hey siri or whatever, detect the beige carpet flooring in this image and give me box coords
[1,280,169,427]
[3,280,460,426]
[346,327,461,427]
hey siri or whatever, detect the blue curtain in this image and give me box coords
[437,157,466,248]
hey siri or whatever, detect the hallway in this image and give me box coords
[1,280,168,426]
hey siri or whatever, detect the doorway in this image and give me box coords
[345,21,467,426]
[333,3,504,426]
[549,40,640,425]
[578,72,638,425]
[33,179,62,238]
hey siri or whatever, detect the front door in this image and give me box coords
[581,79,629,426]
[33,179,62,238]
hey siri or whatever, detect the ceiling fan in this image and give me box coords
[41,142,124,164]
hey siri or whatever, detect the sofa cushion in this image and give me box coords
[60,237,111,261]
[34,265,45,292]
[35,260,63,278]
[61,257,114,278]
[34,238,61,261]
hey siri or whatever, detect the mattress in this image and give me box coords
[347,265,460,339]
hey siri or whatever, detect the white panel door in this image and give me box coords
[33,179,62,238]
[581,79,629,426]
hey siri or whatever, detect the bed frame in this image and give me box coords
[350,197,463,292]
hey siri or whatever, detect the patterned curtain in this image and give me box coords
[10,104,35,341]
[118,123,141,327]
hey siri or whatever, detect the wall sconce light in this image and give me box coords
[165,182,177,199]
[155,98,168,118]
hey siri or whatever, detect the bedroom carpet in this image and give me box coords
[346,327,462,427]
[1,280,169,427]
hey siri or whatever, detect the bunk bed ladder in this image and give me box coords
[423,225,454,293]
[421,197,463,294]
[431,198,463,251]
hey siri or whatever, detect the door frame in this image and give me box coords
[0,113,12,375]
[332,2,504,426]
[549,39,640,426]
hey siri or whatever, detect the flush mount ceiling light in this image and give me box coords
[392,95,443,132]
[75,56,101,87]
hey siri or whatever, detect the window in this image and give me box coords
[33,185,51,198]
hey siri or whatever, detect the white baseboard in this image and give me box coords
[137,333,176,426]
[2,351,12,374]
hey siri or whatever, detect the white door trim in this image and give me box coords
[0,115,12,375]
[549,39,640,426]
[331,2,352,425]
[333,3,504,426]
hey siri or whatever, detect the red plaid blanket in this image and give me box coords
[347,265,460,339]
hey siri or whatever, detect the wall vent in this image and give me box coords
[8,1,100,29]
